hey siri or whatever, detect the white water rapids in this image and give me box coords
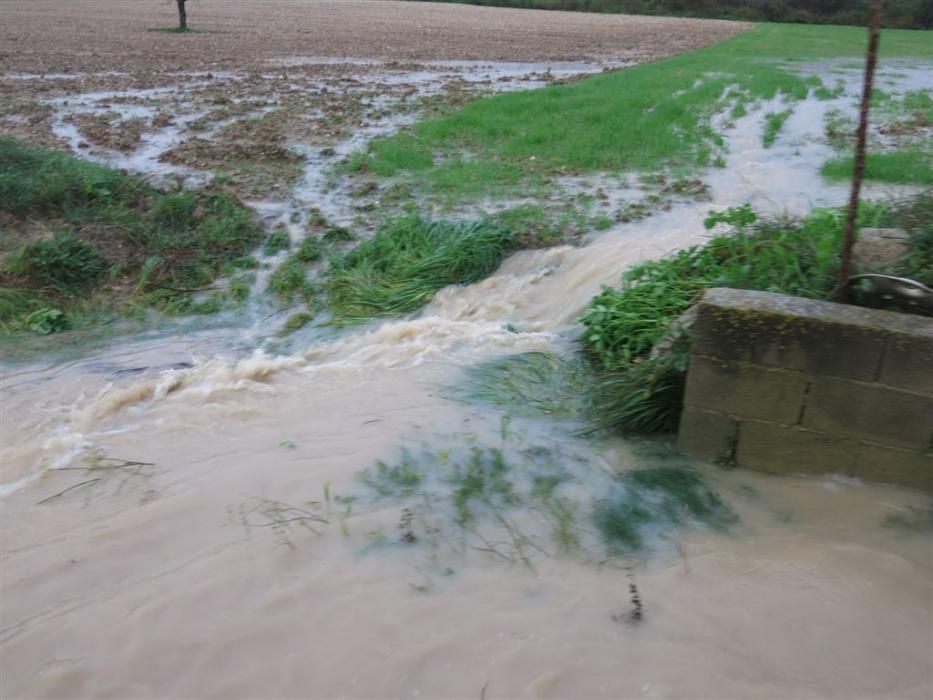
[1,60,931,699]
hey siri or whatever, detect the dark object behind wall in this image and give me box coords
[412,0,933,29]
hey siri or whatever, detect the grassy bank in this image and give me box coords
[348,24,933,202]
[0,137,263,334]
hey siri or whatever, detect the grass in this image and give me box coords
[326,215,513,323]
[276,311,316,337]
[762,109,794,147]
[348,24,933,201]
[821,149,933,185]
[263,229,291,255]
[0,137,262,332]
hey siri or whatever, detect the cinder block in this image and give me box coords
[683,356,807,424]
[881,331,933,395]
[735,420,859,476]
[692,301,885,382]
[854,444,933,492]
[677,406,738,463]
[803,377,933,451]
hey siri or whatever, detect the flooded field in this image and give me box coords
[2,3,933,699]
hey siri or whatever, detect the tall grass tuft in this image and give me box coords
[327,215,513,323]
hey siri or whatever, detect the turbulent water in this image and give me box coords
[2,60,932,699]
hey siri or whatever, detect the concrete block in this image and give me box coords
[803,377,933,451]
[854,443,933,492]
[735,420,859,476]
[693,299,885,382]
[683,356,807,424]
[881,331,933,395]
[677,406,737,463]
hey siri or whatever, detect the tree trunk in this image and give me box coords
[834,0,882,301]
[177,0,188,30]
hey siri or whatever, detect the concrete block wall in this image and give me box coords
[677,288,933,492]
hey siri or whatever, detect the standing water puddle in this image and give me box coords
[1,59,931,699]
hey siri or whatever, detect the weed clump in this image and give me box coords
[327,215,513,323]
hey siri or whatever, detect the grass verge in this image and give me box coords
[0,137,264,333]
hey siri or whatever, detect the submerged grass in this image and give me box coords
[326,215,513,323]
[353,432,737,567]
[453,352,592,419]
[350,24,933,201]
[594,466,738,553]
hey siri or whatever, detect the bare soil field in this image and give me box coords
[0,0,745,73]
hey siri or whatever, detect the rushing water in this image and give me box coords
[1,60,932,699]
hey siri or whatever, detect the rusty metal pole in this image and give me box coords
[834,0,883,302]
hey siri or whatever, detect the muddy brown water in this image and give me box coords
[2,54,933,698]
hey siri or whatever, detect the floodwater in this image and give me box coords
[1,60,932,699]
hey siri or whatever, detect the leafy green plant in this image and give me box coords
[23,307,69,334]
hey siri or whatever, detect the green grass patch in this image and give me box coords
[0,137,262,332]
[263,228,291,255]
[821,149,933,185]
[326,215,513,323]
[352,24,933,201]
[267,255,318,304]
[762,108,794,147]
